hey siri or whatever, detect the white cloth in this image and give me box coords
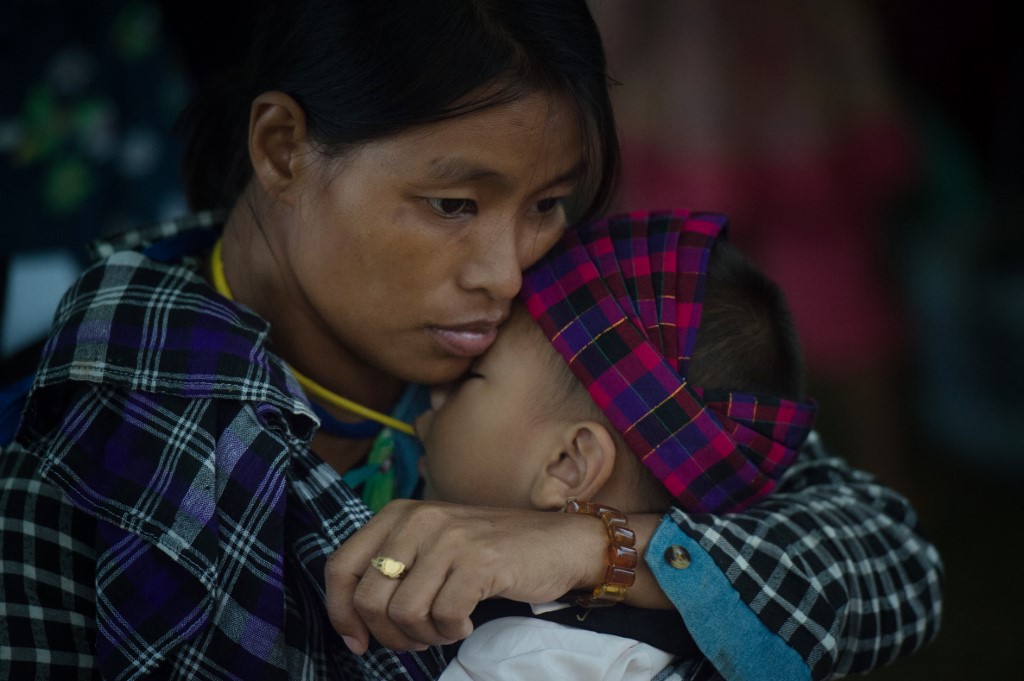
[440,616,676,680]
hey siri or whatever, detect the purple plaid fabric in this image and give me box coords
[0,226,444,679]
[520,209,817,513]
[1,215,942,680]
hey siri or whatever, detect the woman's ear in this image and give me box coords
[530,421,618,510]
[248,91,310,205]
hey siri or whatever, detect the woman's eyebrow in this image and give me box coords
[426,158,504,184]
[535,163,582,193]
[424,158,582,193]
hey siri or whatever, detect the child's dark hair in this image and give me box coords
[688,240,806,401]
[178,0,619,222]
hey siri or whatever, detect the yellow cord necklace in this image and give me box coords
[210,238,415,436]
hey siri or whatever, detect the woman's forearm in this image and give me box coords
[646,434,943,681]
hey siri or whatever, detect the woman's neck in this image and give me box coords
[218,201,406,431]
[310,430,377,476]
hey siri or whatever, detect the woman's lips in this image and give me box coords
[429,323,499,357]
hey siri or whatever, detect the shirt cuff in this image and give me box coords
[647,514,811,681]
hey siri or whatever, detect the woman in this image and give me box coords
[0,1,940,679]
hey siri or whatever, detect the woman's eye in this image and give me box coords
[535,197,564,214]
[427,197,477,218]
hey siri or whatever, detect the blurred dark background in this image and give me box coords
[591,2,1022,677]
[2,1,1021,677]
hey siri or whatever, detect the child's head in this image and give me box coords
[416,211,816,514]
[416,303,673,512]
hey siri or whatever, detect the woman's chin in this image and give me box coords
[399,355,474,387]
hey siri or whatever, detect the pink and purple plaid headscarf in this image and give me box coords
[519,209,817,513]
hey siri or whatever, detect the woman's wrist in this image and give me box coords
[619,513,673,609]
[567,511,611,591]
[562,499,638,607]
[567,510,673,610]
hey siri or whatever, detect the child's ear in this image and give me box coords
[248,91,310,205]
[530,421,617,510]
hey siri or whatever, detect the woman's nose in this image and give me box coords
[459,223,524,301]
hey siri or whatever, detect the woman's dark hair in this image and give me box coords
[178,0,619,221]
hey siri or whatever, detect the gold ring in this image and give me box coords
[370,555,407,579]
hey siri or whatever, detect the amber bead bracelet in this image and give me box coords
[562,498,638,607]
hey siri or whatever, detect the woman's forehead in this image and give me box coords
[362,92,584,188]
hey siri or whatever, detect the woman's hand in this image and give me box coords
[324,499,614,653]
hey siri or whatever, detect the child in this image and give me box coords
[414,210,818,679]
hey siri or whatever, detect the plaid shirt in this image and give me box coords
[0,219,942,680]
[0,247,445,679]
[648,431,943,680]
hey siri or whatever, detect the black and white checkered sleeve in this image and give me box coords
[1,443,98,680]
[669,433,943,679]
